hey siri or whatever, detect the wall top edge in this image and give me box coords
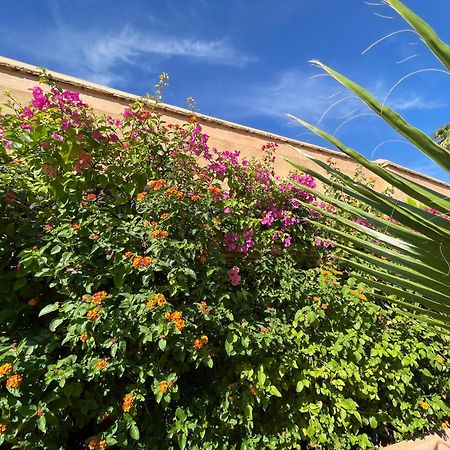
[1,56,449,189]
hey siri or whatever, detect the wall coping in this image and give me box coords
[1,55,449,189]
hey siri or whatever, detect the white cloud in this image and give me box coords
[225,69,363,122]
[225,69,445,126]
[25,1,255,86]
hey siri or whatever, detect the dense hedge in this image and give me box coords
[0,84,448,449]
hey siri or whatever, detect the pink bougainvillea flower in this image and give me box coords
[92,130,103,141]
[74,151,92,173]
[284,235,292,248]
[21,107,34,119]
[122,107,133,118]
[60,119,71,129]
[51,133,64,142]
[31,87,50,110]
[227,266,241,286]
[42,164,57,178]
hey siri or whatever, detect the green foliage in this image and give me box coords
[287,0,450,332]
[0,84,448,449]
[433,124,450,150]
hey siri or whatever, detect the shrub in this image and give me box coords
[0,85,448,449]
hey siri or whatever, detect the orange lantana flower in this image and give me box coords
[122,393,134,412]
[136,192,147,202]
[92,291,107,304]
[0,363,13,376]
[207,186,222,196]
[158,380,174,393]
[151,229,168,239]
[87,308,101,321]
[6,374,23,389]
[96,358,108,370]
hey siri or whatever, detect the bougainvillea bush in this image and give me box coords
[0,83,448,450]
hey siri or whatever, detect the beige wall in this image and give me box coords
[1,56,450,201]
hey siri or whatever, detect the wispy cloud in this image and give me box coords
[69,26,254,84]
[20,1,255,87]
[227,70,358,122]
[224,69,445,125]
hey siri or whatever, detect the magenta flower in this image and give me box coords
[21,107,34,119]
[61,119,71,130]
[284,235,292,248]
[122,107,133,118]
[227,266,241,286]
[31,87,50,110]
[51,133,64,142]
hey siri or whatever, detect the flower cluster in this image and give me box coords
[165,185,185,199]
[227,266,241,286]
[124,252,153,268]
[147,179,167,191]
[136,191,147,202]
[88,438,107,450]
[6,374,23,389]
[193,335,209,350]
[151,229,169,239]
[158,380,174,394]
[147,293,167,309]
[133,256,153,268]
[122,393,134,412]
[198,301,210,315]
[0,363,13,376]
[96,358,108,370]
[224,229,254,254]
[86,291,107,305]
[164,311,185,330]
[419,400,430,410]
[87,307,101,321]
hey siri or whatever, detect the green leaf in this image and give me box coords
[178,434,187,450]
[175,407,187,421]
[114,266,126,287]
[158,339,167,351]
[386,0,450,71]
[51,245,62,255]
[49,318,64,332]
[269,386,282,397]
[39,303,59,317]
[369,417,378,429]
[130,424,140,440]
[258,371,266,386]
[37,415,47,433]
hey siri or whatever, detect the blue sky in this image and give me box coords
[2,0,450,182]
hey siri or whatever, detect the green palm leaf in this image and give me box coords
[288,0,450,331]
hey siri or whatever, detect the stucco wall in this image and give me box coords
[1,55,450,201]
